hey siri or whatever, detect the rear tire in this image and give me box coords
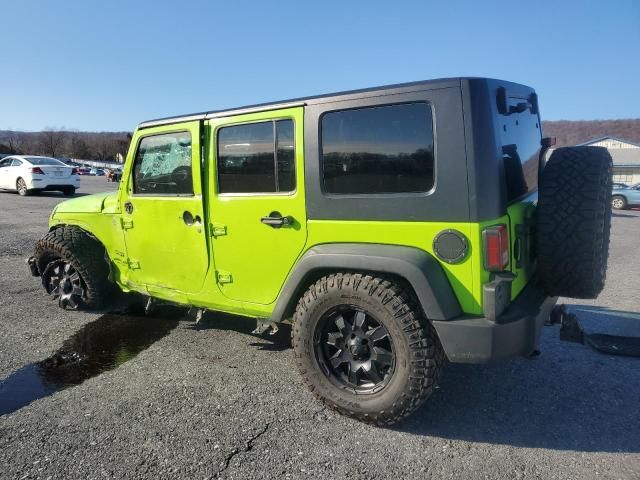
[16,177,32,196]
[611,195,627,210]
[537,146,613,298]
[33,226,112,309]
[62,187,76,196]
[291,273,444,426]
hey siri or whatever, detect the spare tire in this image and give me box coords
[536,146,612,299]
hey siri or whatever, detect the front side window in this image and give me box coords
[217,119,295,194]
[133,131,193,195]
[321,103,435,194]
[0,158,12,168]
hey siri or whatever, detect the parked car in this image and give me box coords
[612,183,640,209]
[612,182,628,189]
[76,167,91,175]
[27,78,613,425]
[0,155,80,196]
[89,168,106,176]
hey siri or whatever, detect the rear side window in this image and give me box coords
[321,103,434,195]
[25,157,65,166]
[133,131,193,195]
[11,159,23,166]
[217,119,295,194]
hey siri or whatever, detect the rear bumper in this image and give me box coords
[432,279,557,363]
[27,176,80,190]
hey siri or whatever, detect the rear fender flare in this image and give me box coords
[270,243,462,323]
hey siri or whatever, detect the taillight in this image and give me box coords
[483,225,509,271]
[30,167,45,175]
[71,168,79,175]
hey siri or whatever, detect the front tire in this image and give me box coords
[33,227,112,310]
[292,273,444,426]
[611,195,627,210]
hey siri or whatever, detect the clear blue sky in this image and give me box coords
[2,0,638,132]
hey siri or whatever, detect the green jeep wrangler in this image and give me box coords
[28,78,613,425]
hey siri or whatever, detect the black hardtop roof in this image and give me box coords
[138,77,525,129]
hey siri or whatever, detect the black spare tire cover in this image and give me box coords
[536,146,613,299]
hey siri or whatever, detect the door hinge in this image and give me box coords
[210,223,227,237]
[216,271,233,284]
[128,259,140,270]
[121,218,134,230]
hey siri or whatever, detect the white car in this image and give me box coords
[0,155,80,196]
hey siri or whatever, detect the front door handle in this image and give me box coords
[261,211,293,229]
[124,201,133,214]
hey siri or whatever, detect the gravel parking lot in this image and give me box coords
[1,176,639,479]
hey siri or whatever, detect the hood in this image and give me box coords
[54,192,119,214]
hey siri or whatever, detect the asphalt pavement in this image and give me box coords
[0,176,639,479]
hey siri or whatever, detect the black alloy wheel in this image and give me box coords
[315,306,395,394]
[42,259,86,310]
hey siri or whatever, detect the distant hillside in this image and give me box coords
[542,119,640,147]
[2,119,639,159]
[0,129,130,161]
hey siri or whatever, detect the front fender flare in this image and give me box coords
[270,243,462,323]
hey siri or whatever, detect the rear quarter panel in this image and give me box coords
[305,221,484,315]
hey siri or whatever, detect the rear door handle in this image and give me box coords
[261,211,293,228]
[183,211,202,226]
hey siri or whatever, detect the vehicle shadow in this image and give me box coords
[398,306,640,453]
[188,311,292,351]
[34,192,93,198]
[1,191,94,199]
[611,212,639,218]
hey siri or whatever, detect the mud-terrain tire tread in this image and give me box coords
[537,146,612,298]
[33,226,112,309]
[291,273,444,426]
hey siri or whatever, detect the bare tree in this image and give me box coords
[116,136,131,163]
[39,128,67,157]
[3,131,24,154]
[69,133,91,159]
[94,137,113,160]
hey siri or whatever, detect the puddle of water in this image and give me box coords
[0,314,179,416]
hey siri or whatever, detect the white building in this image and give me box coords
[577,136,640,185]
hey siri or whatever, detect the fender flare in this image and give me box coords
[270,243,462,322]
[42,224,114,280]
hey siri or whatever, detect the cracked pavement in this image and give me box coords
[1,177,639,479]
